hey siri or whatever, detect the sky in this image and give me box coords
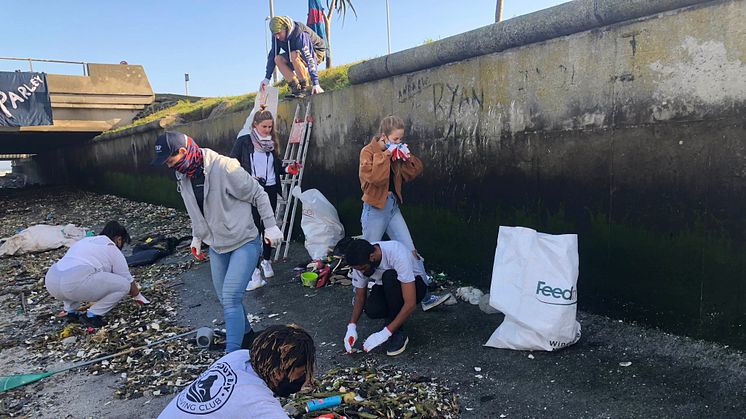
[2,0,569,98]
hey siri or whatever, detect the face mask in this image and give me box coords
[273,375,306,397]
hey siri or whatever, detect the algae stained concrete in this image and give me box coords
[27,0,746,347]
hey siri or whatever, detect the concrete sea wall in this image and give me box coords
[24,0,746,346]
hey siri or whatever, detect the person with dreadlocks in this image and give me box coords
[152,131,283,353]
[44,221,141,328]
[231,105,300,291]
[260,15,327,99]
[158,324,315,418]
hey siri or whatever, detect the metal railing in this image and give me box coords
[0,57,88,76]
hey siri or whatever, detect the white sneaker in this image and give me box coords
[260,260,274,278]
[246,269,266,291]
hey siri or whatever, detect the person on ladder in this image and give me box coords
[231,106,300,290]
[260,16,326,99]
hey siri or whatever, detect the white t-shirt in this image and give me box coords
[158,350,288,419]
[251,150,276,186]
[351,241,426,289]
[54,236,133,283]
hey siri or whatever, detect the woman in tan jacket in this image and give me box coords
[358,116,426,271]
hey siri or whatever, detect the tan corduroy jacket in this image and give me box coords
[359,138,423,209]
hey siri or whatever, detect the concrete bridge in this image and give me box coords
[0,63,154,154]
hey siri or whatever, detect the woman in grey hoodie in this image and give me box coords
[152,131,283,352]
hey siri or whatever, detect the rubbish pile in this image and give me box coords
[0,188,220,416]
[281,361,461,418]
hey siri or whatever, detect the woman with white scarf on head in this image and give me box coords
[231,106,295,290]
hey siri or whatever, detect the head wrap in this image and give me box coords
[172,136,204,177]
[269,16,293,35]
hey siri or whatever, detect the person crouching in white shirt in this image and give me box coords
[44,220,141,327]
[158,324,315,419]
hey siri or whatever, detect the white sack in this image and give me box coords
[237,86,279,138]
[292,187,344,260]
[485,226,581,351]
[0,224,87,256]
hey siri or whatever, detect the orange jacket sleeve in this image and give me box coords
[359,143,391,187]
[399,154,423,183]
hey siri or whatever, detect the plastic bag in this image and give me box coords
[292,187,345,260]
[236,86,279,138]
[0,224,87,256]
[484,226,581,351]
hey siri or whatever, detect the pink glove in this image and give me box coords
[363,326,392,352]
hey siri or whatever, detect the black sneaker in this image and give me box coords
[81,314,107,328]
[386,329,409,356]
[241,329,256,350]
[65,311,81,323]
[285,82,306,99]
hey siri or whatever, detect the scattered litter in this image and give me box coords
[280,360,460,418]
[528,354,535,359]
[619,361,632,367]
[455,286,483,305]
[61,336,77,346]
[474,367,482,372]
[0,189,220,417]
[475,374,483,379]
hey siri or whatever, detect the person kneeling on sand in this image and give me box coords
[158,325,315,418]
[342,239,450,357]
[44,221,141,328]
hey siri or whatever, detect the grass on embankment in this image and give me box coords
[109,63,354,134]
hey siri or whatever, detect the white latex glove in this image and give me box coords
[363,327,392,352]
[260,78,270,91]
[311,84,324,94]
[263,225,283,247]
[190,237,205,260]
[344,323,358,353]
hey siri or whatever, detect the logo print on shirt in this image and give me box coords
[177,362,237,414]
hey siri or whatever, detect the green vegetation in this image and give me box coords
[110,63,355,134]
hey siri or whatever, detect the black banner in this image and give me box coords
[0,71,53,127]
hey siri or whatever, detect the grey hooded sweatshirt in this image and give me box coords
[176,148,276,254]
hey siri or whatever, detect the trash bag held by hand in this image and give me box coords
[291,187,345,260]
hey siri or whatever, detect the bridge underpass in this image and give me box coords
[0,62,154,155]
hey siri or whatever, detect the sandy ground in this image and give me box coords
[2,245,743,418]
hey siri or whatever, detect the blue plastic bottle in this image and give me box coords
[305,395,342,412]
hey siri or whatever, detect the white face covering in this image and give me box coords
[254,128,272,142]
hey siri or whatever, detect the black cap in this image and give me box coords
[151,131,188,165]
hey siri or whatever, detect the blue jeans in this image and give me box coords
[361,193,428,280]
[209,235,261,353]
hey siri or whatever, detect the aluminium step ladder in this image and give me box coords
[272,102,313,261]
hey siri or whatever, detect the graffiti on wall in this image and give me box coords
[432,83,484,140]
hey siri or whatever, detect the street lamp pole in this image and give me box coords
[385,0,392,54]
[269,0,277,83]
[495,0,503,22]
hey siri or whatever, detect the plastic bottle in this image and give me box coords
[305,395,342,412]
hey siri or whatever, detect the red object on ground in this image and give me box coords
[315,265,331,288]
